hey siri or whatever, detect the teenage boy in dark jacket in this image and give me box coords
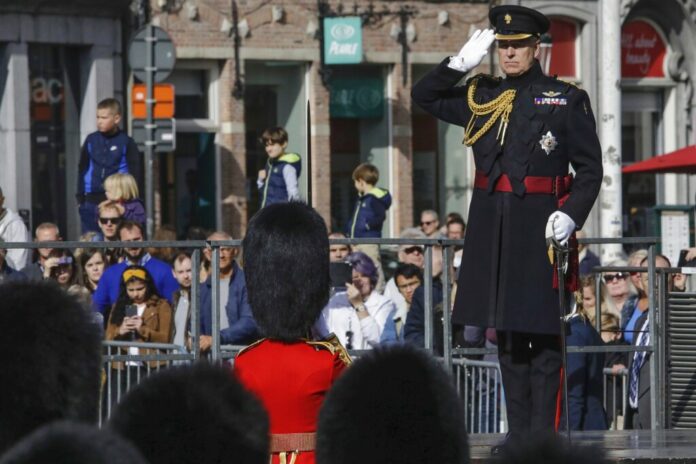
[77,98,142,234]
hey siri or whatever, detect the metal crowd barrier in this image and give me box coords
[0,235,681,431]
[603,367,628,430]
[453,357,507,433]
[101,340,192,421]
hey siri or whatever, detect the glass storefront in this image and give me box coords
[244,61,307,218]
[159,67,218,238]
[622,90,663,238]
[328,65,388,233]
[28,45,82,235]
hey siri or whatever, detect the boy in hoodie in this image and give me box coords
[346,163,392,291]
[257,127,301,208]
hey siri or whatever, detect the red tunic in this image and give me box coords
[234,338,349,464]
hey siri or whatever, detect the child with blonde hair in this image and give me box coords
[104,173,145,226]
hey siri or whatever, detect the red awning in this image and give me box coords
[622,145,696,174]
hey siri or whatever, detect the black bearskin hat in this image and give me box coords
[0,421,148,464]
[317,345,469,464]
[0,281,102,454]
[107,363,269,464]
[242,201,330,341]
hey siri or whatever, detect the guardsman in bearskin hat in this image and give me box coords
[234,202,351,464]
[412,4,603,454]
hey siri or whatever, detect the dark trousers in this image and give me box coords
[497,331,561,443]
[79,201,100,234]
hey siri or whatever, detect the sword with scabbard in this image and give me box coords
[546,215,572,442]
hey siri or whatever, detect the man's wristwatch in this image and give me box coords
[355,304,367,313]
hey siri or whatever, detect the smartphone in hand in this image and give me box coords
[125,304,138,318]
[330,262,353,289]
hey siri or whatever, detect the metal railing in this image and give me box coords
[101,340,192,421]
[603,367,628,430]
[0,235,684,431]
[453,357,506,433]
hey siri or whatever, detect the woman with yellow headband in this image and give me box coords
[104,265,173,411]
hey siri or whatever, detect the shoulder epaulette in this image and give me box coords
[236,337,266,357]
[555,77,580,90]
[306,334,352,366]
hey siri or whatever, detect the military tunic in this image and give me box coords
[412,59,603,335]
[234,338,350,464]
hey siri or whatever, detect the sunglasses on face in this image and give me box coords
[403,246,423,255]
[603,273,628,283]
[99,217,122,225]
[420,220,436,226]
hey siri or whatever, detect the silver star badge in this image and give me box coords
[539,131,558,155]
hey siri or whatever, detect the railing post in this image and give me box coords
[211,244,221,362]
[442,244,453,371]
[191,248,201,361]
[647,244,660,430]
[423,245,433,352]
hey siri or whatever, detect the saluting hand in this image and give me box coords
[448,28,496,73]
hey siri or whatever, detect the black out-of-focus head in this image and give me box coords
[107,363,269,464]
[242,201,330,341]
[489,5,549,40]
[0,281,102,454]
[316,345,469,464]
[0,421,148,464]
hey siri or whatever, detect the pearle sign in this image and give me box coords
[324,17,363,64]
[621,20,667,78]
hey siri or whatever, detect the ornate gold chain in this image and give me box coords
[463,79,516,146]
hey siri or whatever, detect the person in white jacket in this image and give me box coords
[0,188,30,271]
[315,251,397,349]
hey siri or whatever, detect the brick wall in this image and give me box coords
[150,0,487,236]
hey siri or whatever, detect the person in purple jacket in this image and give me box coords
[92,220,178,324]
[104,173,146,227]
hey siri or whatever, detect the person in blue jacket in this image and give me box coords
[92,220,178,323]
[257,127,301,208]
[77,98,142,234]
[346,163,392,239]
[561,296,608,431]
[404,246,445,354]
[198,231,259,352]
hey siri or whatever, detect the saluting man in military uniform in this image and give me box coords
[412,5,603,452]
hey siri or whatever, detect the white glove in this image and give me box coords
[545,211,576,246]
[447,28,496,73]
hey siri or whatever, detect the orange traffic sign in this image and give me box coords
[132,83,175,119]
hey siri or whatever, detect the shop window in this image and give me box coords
[165,69,209,119]
[547,18,578,79]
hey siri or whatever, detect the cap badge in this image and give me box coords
[539,131,558,155]
[504,13,512,24]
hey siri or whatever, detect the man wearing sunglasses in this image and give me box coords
[412,4,603,453]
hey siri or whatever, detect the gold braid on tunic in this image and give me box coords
[463,78,516,146]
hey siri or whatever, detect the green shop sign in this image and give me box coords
[330,77,383,118]
[324,17,362,64]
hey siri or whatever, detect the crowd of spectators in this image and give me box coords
[0,200,608,464]
[0,186,691,439]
